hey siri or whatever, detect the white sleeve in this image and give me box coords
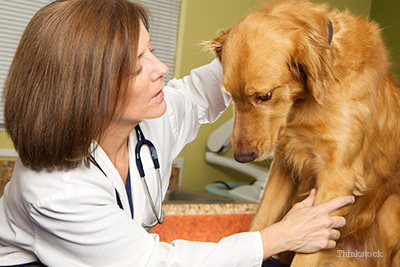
[163,59,231,158]
[146,232,264,267]
[30,184,263,267]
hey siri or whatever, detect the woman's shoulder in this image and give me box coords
[5,158,114,209]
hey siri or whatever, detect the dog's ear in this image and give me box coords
[204,28,232,62]
[289,16,336,105]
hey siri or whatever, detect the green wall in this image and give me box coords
[370,0,400,79]
[321,0,371,16]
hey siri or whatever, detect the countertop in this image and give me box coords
[151,202,257,242]
[150,189,258,242]
[161,187,258,214]
[162,202,258,215]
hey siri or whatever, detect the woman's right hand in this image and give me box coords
[259,189,355,260]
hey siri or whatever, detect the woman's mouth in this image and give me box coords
[152,89,164,100]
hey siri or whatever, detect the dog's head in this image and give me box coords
[205,0,337,163]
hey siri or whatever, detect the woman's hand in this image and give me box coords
[259,189,355,260]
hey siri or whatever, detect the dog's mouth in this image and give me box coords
[232,131,278,163]
[248,127,285,162]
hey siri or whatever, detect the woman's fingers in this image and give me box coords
[317,195,355,215]
[331,215,346,228]
[299,188,317,207]
[275,190,356,254]
[260,190,356,257]
[330,228,341,240]
[296,190,355,215]
[327,240,337,250]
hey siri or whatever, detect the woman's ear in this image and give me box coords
[203,28,231,62]
[289,17,337,105]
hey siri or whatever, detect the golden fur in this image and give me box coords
[206,0,400,266]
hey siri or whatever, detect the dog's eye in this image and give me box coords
[256,91,273,104]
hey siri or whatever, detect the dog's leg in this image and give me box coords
[249,162,296,232]
[292,195,400,267]
[314,167,360,215]
[392,250,400,267]
[376,194,400,267]
[289,167,358,267]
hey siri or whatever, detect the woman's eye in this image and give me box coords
[256,91,273,104]
[136,66,143,75]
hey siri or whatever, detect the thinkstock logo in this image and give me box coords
[337,250,383,258]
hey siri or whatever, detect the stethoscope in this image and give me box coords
[134,124,165,228]
[90,124,165,229]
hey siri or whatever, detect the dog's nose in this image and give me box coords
[234,151,256,163]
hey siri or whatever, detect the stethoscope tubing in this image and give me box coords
[135,125,164,227]
[89,124,165,229]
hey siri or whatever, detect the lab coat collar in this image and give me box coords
[90,142,133,220]
[90,136,152,226]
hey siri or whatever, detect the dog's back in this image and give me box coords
[276,0,400,233]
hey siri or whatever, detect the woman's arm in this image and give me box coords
[162,59,230,159]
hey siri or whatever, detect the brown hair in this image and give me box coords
[4,0,149,171]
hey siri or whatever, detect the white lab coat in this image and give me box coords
[0,60,263,267]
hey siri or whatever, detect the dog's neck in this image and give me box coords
[327,19,333,45]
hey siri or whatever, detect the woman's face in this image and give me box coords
[115,20,169,126]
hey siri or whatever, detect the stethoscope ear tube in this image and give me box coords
[135,138,160,177]
[149,146,160,169]
[89,125,165,228]
[90,124,165,229]
[135,125,165,228]
[135,125,161,175]
[135,142,146,178]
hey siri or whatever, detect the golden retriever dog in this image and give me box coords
[206,0,400,266]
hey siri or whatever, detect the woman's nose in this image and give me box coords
[152,55,169,80]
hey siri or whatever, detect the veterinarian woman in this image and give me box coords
[0,0,354,266]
